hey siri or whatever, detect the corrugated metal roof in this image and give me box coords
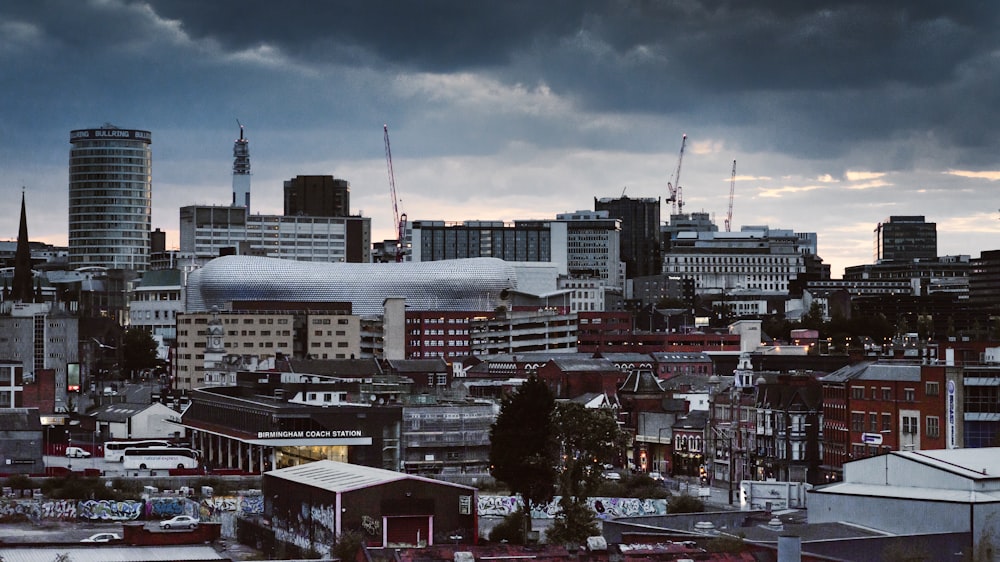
[266,460,475,493]
[0,545,225,562]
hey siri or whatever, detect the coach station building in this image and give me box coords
[178,371,403,473]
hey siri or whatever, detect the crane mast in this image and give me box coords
[725,160,736,232]
[665,134,687,215]
[383,124,407,262]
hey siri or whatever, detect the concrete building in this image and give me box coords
[970,249,1000,314]
[173,303,360,391]
[232,124,250,210]
[662,225,815,297]
[179,205,371,263]
[0,408,44,475]
[127,269,184,344]
[555,209,623,289]
[0,307,78,417]
[469,309,577,355]
[68,126,152,271]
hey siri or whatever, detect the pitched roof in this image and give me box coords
[266,460,474,493]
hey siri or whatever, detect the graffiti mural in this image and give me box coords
[78,500,143,521]
[361,514,381,537]
[240,494,264,515]
[39,500,77,520]
[478,495,667,519]
[146,497,188,518]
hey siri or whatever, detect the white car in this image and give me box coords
[602,471,622,481]
[81,532,121,543]
[647,471,665,482]
[65,446,91,458]
[159,515,199,529]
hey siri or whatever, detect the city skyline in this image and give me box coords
[2,2,1000,277]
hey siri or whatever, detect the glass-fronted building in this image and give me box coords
[69,126,152,271]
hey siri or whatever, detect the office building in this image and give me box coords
[874,215,937,262]
[179,205,371,263]
[662,225,814,296]
[969,249,1000,313]
[283,175,350,217]
[594,196,662,278]
[68,126,152,271]
[409,219,567,269]
[556,209,623,289]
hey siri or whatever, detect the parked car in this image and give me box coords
[65,446,91,458]
[80,532,120,543]
[159,515,199,529]
[647,471,665,482]
[602,470,622,481]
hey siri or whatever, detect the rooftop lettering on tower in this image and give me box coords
[70,129,152,143]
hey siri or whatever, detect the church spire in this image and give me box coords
[11,190,33,302]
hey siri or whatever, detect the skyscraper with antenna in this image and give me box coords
[232,121,251,212]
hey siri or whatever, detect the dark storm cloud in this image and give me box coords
[125,0,1000,164]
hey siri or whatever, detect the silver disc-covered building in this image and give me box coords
[185,255,518,315]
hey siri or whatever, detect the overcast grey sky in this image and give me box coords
[2,0,998,276]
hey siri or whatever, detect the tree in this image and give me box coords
[489,376,558,513]
[551,402,623,501]
[549,402,624,546]
[121,328,159,379]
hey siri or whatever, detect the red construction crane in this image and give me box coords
[665,133,687,215]
[383,124,408,262]
[725,160,736,232]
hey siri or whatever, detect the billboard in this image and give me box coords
[67,363,80,393]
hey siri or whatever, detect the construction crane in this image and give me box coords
[383,124,408,262]
[665,133,687,215]
[725,160,736,232]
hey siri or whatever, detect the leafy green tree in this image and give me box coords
[552,402,623,501]
[548,402,624,546]
[489,376,558,515]
[121,328,160,379]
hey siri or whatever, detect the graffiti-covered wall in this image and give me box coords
[478,495,667,519]
[0,499,144,522]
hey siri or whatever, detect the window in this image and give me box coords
[882,388,891,401]
[869,413,878,432]
[926,416,940,438]
[881,413,892,432]
[902,415,918,434]
[926,382,940,396]
[904,388,915,402]
[851,412,864,432]
[851,386,864,400]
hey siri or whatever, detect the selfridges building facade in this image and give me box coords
[185,255,518,314]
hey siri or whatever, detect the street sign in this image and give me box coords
[861,433,883,445]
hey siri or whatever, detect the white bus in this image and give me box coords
[104,440,174,462]
[122,447,200,470]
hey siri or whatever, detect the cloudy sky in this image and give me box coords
[2,1,999,276]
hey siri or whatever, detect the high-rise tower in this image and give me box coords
[68,125,152,271]
[232,123,251,211]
